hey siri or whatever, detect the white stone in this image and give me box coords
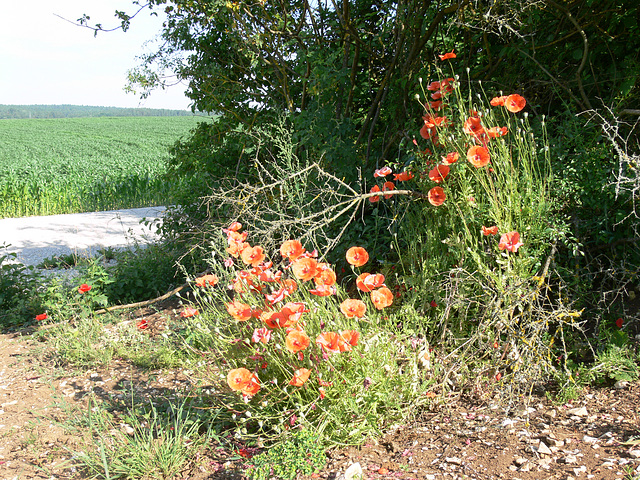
[341,462,363,480]
[537,441,552,456]
[568,407,588,417]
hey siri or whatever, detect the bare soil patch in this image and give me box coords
[1,304,639,480]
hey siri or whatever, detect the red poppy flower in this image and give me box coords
[505,94,526,113]
[393,171,414,182]
[428,186,446,206]
[35,313,48,321]
[180,307,199,318]
[370,287,394,310]
[430,300,438,308]
[289,368,311,387]
[78,283,92,294]
[382,181,395,199]
[467,146,490,168]
[227,240,249,258]
[426,80,440,91]
[481,225,499,236]
[346,246,369,267]
[429,100,443,110]
[443,151,459,165]
[490,96,507,107]
[369,185,381,203]
[374,166,392,178]
[438,51,456,60]
[420,123,436,140]
[498,231,524,253]
[195,274,219,287]
[285,330,310,353]
[340,298,367,318]
[319,387,326,399]
[428,165,450,183]
[616,318,624,329]
[137,319,149,330]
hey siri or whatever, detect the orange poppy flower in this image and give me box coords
[227,368,253,391]
[431,90,442,100]
[426,80,440,91]
[429,100,443,110]
[370,287,394,310]
[242,375,261,396]
[314,268,336,287]
[227,241,250,258]
[261,310,285,329]
[505,94,526,113]
[241,245,266,267]
[289,368,311,387]
[498,231,524,252]
[195,274,219,287]
[369,184,381,203]
[285,330,310,353]
[374,166,392,177]
[309,285,336,296]
[382,181,395,199]
[423,115,449,129]
[481,225,499,236]
[463,116,485,138]
[467,146,490,168]
[280,240,305,261]
[490,96,507,107]
[291,257,318,281]
[226,300,252,321]
[346,246,369,267]
[443,151,459,165]
[356,273,372,292]
[35,313,48,321]
[364,273,385,291]
[316,331,348,353]
[180,307,199,318]
[340,298,367,318]
[280,301,308,326]
[319,387,326,399]
[78,283,92,294]
[428,164,450,183]
[281,278,298,295]
[225,222,243,233]
[438,50,456,60]
[487,126,508,138]
[341,330,360,347]
[393,171,414,182]
[428,186,446,206]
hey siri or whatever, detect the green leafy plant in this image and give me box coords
[247,429,325,480]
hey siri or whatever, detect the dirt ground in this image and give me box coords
[1,310,639,480]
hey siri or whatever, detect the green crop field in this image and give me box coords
[0,116,203,218]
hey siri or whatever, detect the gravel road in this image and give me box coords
[1,206,166,267]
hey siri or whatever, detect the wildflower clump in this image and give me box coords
[181,223,429,445]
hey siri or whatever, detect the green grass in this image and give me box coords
[0,116,202,218]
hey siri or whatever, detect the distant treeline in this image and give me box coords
[0,104,196,119]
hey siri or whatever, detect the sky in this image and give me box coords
[0,0,192,110]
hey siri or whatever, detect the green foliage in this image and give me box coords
[73,395,221,479]
[247,430,325,480]
[104,243,182,305]
[0,244,45,328]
